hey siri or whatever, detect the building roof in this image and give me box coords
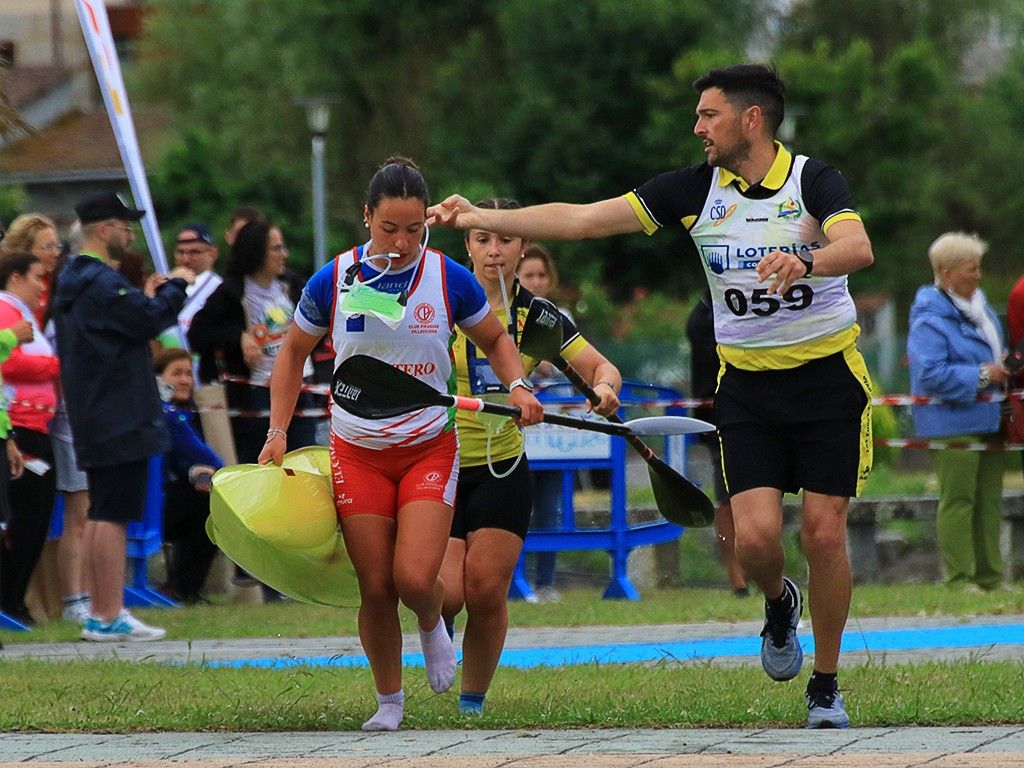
[0,107,169,183]
[4,65,72,110]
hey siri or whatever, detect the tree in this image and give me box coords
[136,0,486,265]
[769,0,1024,308]
[136,0,757,295]
[423,0,757,295]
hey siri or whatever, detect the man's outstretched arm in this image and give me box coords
[427,195,643,241]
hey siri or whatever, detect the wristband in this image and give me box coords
[977,365,991,390]
[266,427,287,442]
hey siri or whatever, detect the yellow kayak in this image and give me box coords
[206,447,358,607]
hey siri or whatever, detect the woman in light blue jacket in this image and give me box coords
[907,232,1009,591]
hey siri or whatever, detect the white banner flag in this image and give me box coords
[74,0,168,273]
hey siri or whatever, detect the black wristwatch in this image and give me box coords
[796,250,814,277]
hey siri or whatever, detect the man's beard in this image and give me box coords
[107,241,129,262]
[710,137,752,173]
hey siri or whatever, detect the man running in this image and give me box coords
[429,63,874,729]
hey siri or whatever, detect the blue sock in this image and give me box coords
[458,691,485,716]
[444,616,455,641]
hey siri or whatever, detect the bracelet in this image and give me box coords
[595,381,617,392]
[978,365,991,390]
[266,427,287,442]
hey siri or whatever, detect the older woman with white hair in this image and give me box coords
[907,232,1009,591]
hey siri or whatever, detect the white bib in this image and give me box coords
[329,247,457,449]
[689,155,856,348]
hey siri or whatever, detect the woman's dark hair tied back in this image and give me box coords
[0,250,39,288]
[227,220,273,279]
[366,155,430,212]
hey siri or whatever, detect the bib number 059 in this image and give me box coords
[723,285,814,317]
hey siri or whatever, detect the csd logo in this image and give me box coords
[414,303,435,324]
[424,471,441,483]
[710,201,738,228]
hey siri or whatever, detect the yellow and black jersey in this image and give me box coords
[453,282,588,467]
[625,143,864,370]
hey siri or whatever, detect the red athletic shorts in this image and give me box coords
[328,429,460,518]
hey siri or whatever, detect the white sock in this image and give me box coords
[419,617,456,693]
[361,690,404,732]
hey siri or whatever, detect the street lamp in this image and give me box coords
[297,98,333,271]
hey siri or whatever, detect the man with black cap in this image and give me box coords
[54,191,194,642]
[159,223,223,350]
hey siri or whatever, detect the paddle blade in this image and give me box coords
[519,296,564,360]
[624,416,716,436]
[332,354,446,419]
[646,455,716,527]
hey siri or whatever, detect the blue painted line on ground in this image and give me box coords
[203,623,1024,670]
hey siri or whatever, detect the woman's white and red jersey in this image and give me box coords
[295,244,489,450]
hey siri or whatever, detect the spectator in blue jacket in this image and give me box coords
[907,232,1009,591]
[155,348,222,603]
[53,191,193,641]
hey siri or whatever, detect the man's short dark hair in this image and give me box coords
[693,64,786,137]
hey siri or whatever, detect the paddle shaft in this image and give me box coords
[549,356,658,460]
[447,393,635,436]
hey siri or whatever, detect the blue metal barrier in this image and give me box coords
[124,454,176,607]
[27,454,177,619]
[511,380,688,601]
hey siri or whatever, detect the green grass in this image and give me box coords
[2,585,1022,731]
[5,460,1020,731]
[1,658,1021,731]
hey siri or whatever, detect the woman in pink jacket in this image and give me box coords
[0,250,59,623]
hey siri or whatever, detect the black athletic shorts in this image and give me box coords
[699,430,729,504]
[451,456,533,540]
[86,458,150,524]
[715,350,871,498]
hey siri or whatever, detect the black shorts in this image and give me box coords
[699,431,729,504]
[86,458,150,524]
[716,350,871,498]
[451,456,533,540]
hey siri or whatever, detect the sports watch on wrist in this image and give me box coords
[508,377,535,393]
[796,250,814,277]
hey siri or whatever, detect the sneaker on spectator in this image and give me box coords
[81,610,166,642]
[806,685,850,729]
[760,576,803,681]
[62,598,92,625]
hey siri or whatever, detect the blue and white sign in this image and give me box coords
[524,415,612,461]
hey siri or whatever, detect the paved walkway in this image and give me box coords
[1,727,1023,767]
[3,614,1023,766]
